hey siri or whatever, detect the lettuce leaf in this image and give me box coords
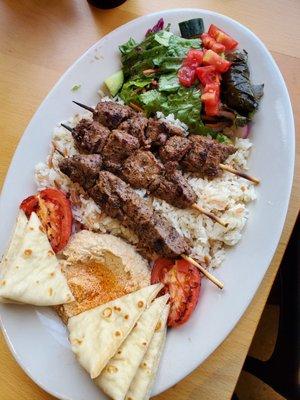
[119,38,137,55]
[160,87,202,132]
[120,29,201,78]
[158,73,180,93]
[119,76,152,104]
[139,90,167,114]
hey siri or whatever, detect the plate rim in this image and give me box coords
[0,7,295,400]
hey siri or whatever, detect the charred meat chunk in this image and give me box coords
[140,213,191,258]
[122,150,163,189]
[181,135,208,173]
[159,136,191,163]
[146,118,169,147]
[89,171,191,259]
[149,162,196,209]
[162,121,186,137]
[59,154,102,190]
[118,115,150,148]
[146,119,185,147]
[101,129,140,172]
[182,136,236,178]
[71,119,110,154]
[94,101,135,129]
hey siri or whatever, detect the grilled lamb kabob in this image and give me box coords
[58,154,223,289]
[73,100,259,184]
[61,119,228,226]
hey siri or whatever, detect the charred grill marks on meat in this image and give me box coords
[94,101,135,129]
[121,150,197,208]
[71,101,236,180]
[59,154,102,190]
[101,129,140,173]
[91,171,191,258]
[146,118,185,147]
[58,155,191,259]
[118,115,150,148]
[160,135,236,179]
[71,119,110,154]
[159,136,191,163]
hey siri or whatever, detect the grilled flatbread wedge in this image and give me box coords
[126,304,170,400]
[0,211,74,306]
[95,294,169,400]
[67,283,163,379]
[0,211,28,303]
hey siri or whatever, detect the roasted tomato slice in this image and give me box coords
[178,66,196,87]
[183,49,204,68]
[151,258,201,327]
[20,188,72,253]
[208,24,238,51]
[201,33,226,54]
[202,49,231,73]
[196,66,221,86]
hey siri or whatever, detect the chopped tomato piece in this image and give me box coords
[196,66,221,86]
[183,49,204,68]
[201,83,220,116]
[151,258,201,327]
[201,33,225,54]
[208,24,238,51]
[202,49,231,73]
[20,188,73,253]
[178,66,196,87]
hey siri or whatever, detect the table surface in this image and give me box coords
[0,1,299,399]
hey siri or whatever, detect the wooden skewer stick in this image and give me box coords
[192,204,228,228]
[129,102,144,113]
[72,101,94,113]
[61,123,73,133]
[182,255,224,289]
[220,163,260,185]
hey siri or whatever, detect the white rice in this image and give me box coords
[35,108,256,268]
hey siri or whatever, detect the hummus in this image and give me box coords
[56,230,150,323]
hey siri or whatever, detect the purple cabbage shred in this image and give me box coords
[145,18,164,36]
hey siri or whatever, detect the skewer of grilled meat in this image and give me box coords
[159,135,260,184]
[73,100,186,148]
[62,122,228,226]
[121,150,228,226]
[59,154,224,289]
[73,100,259,184]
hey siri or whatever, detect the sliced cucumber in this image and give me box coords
[179,18,205,39]
[104,70,124,97]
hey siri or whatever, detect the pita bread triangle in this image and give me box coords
[67,283,163,379]
[126,303,170,400]
[0,211,74,306]
[0,211,28,303]
[95,294,169,400]
[1,210,28,278]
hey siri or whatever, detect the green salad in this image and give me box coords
[104,18,263,142]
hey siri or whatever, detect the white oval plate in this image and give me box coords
[0,8,294,400]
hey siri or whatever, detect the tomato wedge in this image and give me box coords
[201,82,220,116]
[196,66,221,86]
[202,49,231,73]
[208,24,238,51]
[20,188,72,253]
[183,49,204,68]
[201,33,225,54]
[178,66,196,87]
[151,258,201,327]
